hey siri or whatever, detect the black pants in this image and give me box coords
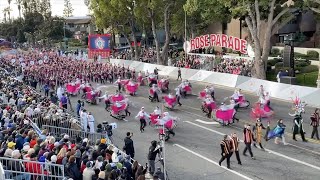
[293,130,306,141]
[62,104,67,110]
[45,90,49,97]
[152,92,159,102]
[243,143,253,157]
[118,83,121,91]
[105,101,110,109]
[230,151,241,164]
[140,119,146,132]
[219,153,231,168]
[311,126,319,139]
[211,91,215,99]
[177,74,181,80]
[176,95,182,106]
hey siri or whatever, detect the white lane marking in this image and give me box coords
[287,143,320,156]
[185,121,320,171]
[173,144,254,180]
[195,119,219,125]
[180,109,209,119]
[185,121,224,136]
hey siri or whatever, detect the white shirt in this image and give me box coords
[82,168,95,180]
[87,114,95,122]
[175,88,180,96]
[154,109,161,115]
[81,112,88,121]
[136,111,149,119]
[231,93,239,100]
[220,104,228,111]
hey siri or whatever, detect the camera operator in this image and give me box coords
[148,140,161,175]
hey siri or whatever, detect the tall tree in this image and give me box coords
[220,0,304,79]
[63,0,74,17]
[38,0,52,19]
[135,0,181,65]
[90,0,139,60]
[15,0,23,18]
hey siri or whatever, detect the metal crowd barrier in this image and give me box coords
[42,125,111,145]
[31,110,82,131]
[0,157,65,180]
[0,162,5,180]
[41,125,138,164]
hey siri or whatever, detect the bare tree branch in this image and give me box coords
[271,14,295,35]
[245,16,261,51]
[272,7,291,26]
[247,3,257,32]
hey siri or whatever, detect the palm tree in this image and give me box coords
[3,7,12,22]
[16,0,23,18]
[3,9,7,23]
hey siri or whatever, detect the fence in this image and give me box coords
[42,125,111,145]
[0,162,4,180]
[0,157,65,180]
[42,125,137,164]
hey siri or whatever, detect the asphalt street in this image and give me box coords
[58,78,320,180]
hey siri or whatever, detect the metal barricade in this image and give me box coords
[0,162,5,180]
[31,111,82,131]
[42,125,111,145]
[0,157,66,180]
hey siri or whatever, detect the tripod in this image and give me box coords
[155,149,169,180]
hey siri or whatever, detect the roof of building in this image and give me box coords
[65,16,92,24]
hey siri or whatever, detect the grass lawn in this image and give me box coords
[266,71,319,87]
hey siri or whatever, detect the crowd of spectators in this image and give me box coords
[113,48,253,77]
[213,58,253,76]
[0,59,160,180]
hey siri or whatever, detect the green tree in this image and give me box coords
[38,0,52,19]
[63,0,74,17]
[90,0,139,61]
[218,0,304,79]
[17,29,26,43]
[135,0,183,65]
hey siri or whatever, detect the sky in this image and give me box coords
[0,0,89,20]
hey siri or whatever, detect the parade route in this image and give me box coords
[62,77,320,180]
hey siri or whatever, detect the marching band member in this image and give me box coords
[219,135,231,169]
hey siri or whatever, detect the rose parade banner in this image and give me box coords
[184,34,248,54]
[88,34,111,59]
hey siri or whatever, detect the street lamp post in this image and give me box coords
[317,57,320,88]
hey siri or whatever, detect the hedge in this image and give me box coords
[306,50,319,59]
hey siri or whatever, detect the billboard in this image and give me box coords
[88,34,111,59]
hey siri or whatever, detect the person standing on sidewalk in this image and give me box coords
[123,132,135,159]
[81,109,88,133]
[87,112,95,134]
[243,124,255,159]
[229,133,242,165]
[148,140,160,175]
[310,108,320,140]
[219,135,231,169]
